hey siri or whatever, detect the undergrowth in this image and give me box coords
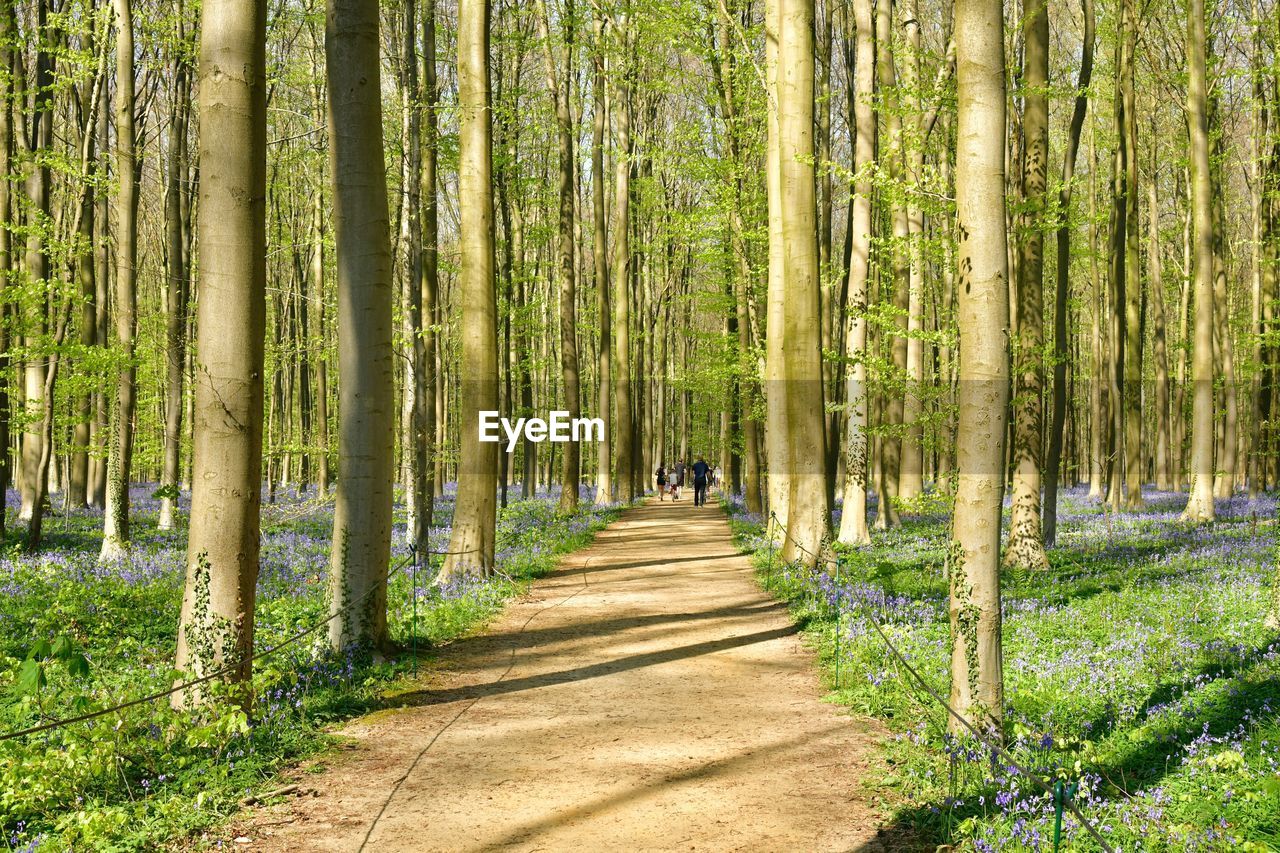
[722,487,1280,852]
[0,484,622,850]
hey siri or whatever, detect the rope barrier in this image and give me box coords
[0,544,486,742]
[766,511,1115,853]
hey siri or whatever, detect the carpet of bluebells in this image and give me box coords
[722,487,1280,852]
[0,483,623,850]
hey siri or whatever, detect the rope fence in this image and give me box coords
[765,511,1115,853]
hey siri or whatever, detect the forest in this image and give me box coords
[0,0,1278,848]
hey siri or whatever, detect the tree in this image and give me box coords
[837,0,875,547]
[1004,0,1050,571]
[534,0,582,514]
[1043,0,1094,545]
[591,9,611,506]
[159,15,193,532]
[611,9,636,504]
[1181,0,1215,523]
[401,0,425,546]
[418,0,440,528]
[100,0,139,561]
[440,0,500,581]
[172,0,267,704]
[774,0,830,565]
[763,0,789,535]
[325,0,397,649]
[949,0,1009,734]
[18,0,55,540]
[873,0,904,530]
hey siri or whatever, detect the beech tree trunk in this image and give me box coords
[441,0,500,581]
[763,0,789,536]
[0,0,11,540]
[949,0,1009,734]
[592,10,611,505]
[535,0,581,514]
[172,0,267,705]
[325,0,397,647]
[837,0,874,547]
[101,0,139,560]
[776,0,829,564]
[1043,0,1093,545]
[159,34,192,531]
[611,16,635,504]
[1182,0,1215,523]
[19,0,54,539]
[1005,0,1050,570]
[874,0,904,530]
[419,0,439,527]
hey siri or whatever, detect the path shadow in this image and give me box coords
[545,551,745,578]
[474,599,787,647]
[394,623,800,708]
[456,724,846,851]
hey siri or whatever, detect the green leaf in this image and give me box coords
[66,653,91,679]
[15,658,45,695]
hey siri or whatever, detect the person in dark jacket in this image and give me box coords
[656,465,668,501]
[691,456,711,507]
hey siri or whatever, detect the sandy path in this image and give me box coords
[237,496,905,852]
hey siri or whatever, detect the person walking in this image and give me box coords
[712,464,723,489]
[692,456,711,507]
[673,459,686,501]
[656,464,668,501]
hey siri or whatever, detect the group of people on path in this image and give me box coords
[654,457,720,507]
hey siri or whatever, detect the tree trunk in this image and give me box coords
[535,0,581,514]
[837,0,874,546]
[19,0,54,538]
[159,40,192,531]
[875,0,904,529]
[763,0,789,536]
[1005,0,1050,570]
[899,10,924,501]
[419,0,438,527]
[441,0,499,581]
[401,0,424,544]
[611,18,635,504]
[1120,0,1142,510]
[325,0,397,647]
[0,0,11,540]
[101,0,139,560]
[69,43,100,511]
[1182,0,1215,522]
[312,193,331,498]
[172,0,266,706]
[1043,0,1093,545]
[1149,142,1172,491]
[950,0,1009,734]
[90,73,110,510]
[592,11,611,505]
[776,0,830,563]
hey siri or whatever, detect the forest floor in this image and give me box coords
[227,495,915,852]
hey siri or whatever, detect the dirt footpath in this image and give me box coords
[235,496,907,852]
